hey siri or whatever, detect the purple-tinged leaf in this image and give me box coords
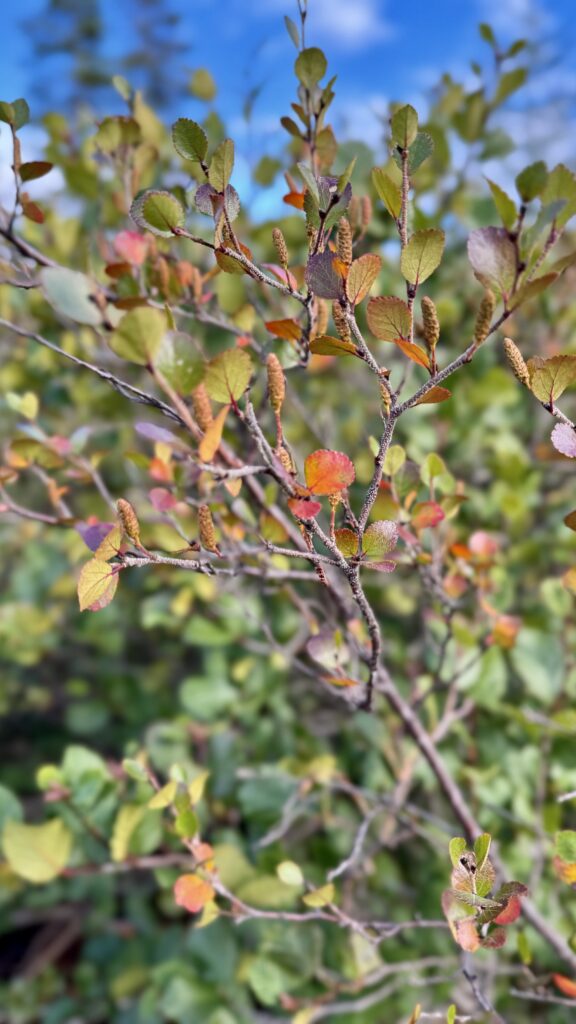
[136,422,181,445]
[194,183,222,217]
[467,227,516,294]
[551,422,576,458]
[76,521,116,552]
[305,252,346,300]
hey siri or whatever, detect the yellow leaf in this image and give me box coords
[77,559,119,612]
[199,404,229,462]
[110,804,145,862]
[94,525,122,561]
[302,882,335,907]
[188,770,210,805]
[2,819,72,883]
[148,780,178,809]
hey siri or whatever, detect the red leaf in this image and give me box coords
[22,200,44,224]
[304,449,355,496]
[480,926,507,949]
[493,894,522,924]
[173,873,215,913]
[283,191,305,209]
[287,498,322,520]
[114,230,149,265]
[265,318,302,342]
[552,974,576,999]
[149,487,177,511]
[411,501,445,530]
[262,263,299,290]
[454,918,480,952]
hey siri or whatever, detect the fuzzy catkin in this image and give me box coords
[337,218,353,265]
[192,384,213,431]
[474,290,496,346]
[421,296,440,352]
[267,353,285,413]
[198,505,218,552]
[314,299,329,339]
[276,446,295,474]
[272,227,289,269]
[361,195,372,230]
[117,498,141,545]
[332,301,352,343]
[503,337,530,387]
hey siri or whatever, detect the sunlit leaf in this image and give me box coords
[371,167,401,219]
[204,348,253,403]
[304,450,355,495]
[345,254,382,305]
[265,319,302,342]
[414,386,451,405]
[208,138,235,192]
[199,404,229,462]
[366,296,411,341]
[109,307,166,366]
[552,975,576,999]
[334,528,358,557]
[391,104,418,148]
[527,355,576,403]
[302,882,334,907]
[77,559,119,612]
[310,335,357,356]
[395,338,431,368]
[401,229,445,285]
[130,189,185,238]
[295,48,327,89]
[363,521,398,559]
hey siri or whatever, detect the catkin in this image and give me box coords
[117,498,141,546]
[474,290,496,346]
[337,218,353,265]
[347,196,361,232]
[332,301,352,343]
[314,299,329,339]
[421,296,440,353]
[267,353,285,414]
[198,505,219,553]
[277,446,295,474]
[503,337,530,387]
[192,384,213,431]
[361,195,372,230]
[272,227,289,269]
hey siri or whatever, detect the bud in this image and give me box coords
[198,504,219,553]
[192,384,213,431]
[503,337,530,387]
[474,290,496,346]
[272,227,289,269]
[337,218,353,265]
[277,446,295,475]
[332,301,352,344]
[314,298,329,339]
[267,353,285,414]
[421,296,440,353]
[361,195,372,230]
[117,498,141,546]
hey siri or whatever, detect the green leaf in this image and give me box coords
[276,861,304,887]
[284,15,300,49]
[486,178,517,229]
[556,831,576,863]
[448,836,467,868]
[236,874,299,910]
[204,348,253,403]
[122,758,149,783]
[334,528,359,557]
[367,296,411,340]
[446,1005,456,1024]
[527,355,576,403]
[391,104,418,149]
[363,521,398,559]
[2,819,72,883]
[171,118,208,163]
[383,445,405,476]
[295,48,327,89]
[40,266,102,326]
[371,168,401,219]
[337,157,356,193]
[111,804,145,862]
[155,333,205,393]
[109,307,166,366]
[516,161,548,202]
[208,139,235,192]
[302,882,335,907]
[494,67,527,105]
[190,68,216,101]
[131,190,184,238]
[541,163,576,227]
[0,785,23,835]
[407,131,434,172]
[297,161,320,202]
[509,273,557,311]
[12,98,30,129]
[0,101,15,125]
[111,74,131,101]
[401,229,445,285]
[479,23,496,46]
[473,833,491,869]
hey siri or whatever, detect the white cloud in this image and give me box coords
[477,0,555,36]
[265,0,395,52]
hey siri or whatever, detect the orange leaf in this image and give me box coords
[265,318,302,342]
[493,894,522,924]
[454,918,480,952]
[22,200,44,224]
[283,191,305,209]
[414,386,452,405]
[345,254,382,305]
[411,501,445,530]
[553,856,576,884]
[553,974,576,999]
[173,873,215,914]
[304,449,355,496]
[394,338,431,369]
[324,676,360,688]
[199,405,229,462]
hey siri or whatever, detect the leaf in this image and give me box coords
[265,319,302,342]
[295,47,327,89]
[310,335,357,356]
[401,229,445,285]
[204,348,253,403]
[473,833,491,869]
[188,771,210,805]
[208,139,235,192]
[174,873,215,913]
[287,498,322,520]
[324,676,360,688]
[554,857,576,884]
[486,178,517,229]
[22,200,44,224]
[383,445,405,475]
[114,230,148,265]
[556,830,576,862]
[130,190,184,238]
[495,67,527,105]
[552,974,576,999]
[155,333,205,393]
[405,132,434,173]
[19,161,53,182]
[109,307,166,366]
[305,252,346,299]
[110,804,146,861]
[527,355,576,403]
[304,450,355,495]
[449,837,468,868]
[95,525,122,562]
[411,502,445,530]
[467,227,516,294]
[363,521,398,559]
[199,405,229,462]
[480,927,507,949]
[346,254,382,305]
[190,67,216,101]
[366,296,411,341]
[395,338,431,369]
[542,163,576,228]
[551,423,576,458]
[493,894,522,925]
[414,386,451,405]
[148,780,178,809]
[371,168,401,219]
[334,528,358,557]
[564,510,576,531]
[454,917,480,952]
[284,14,300,48]
[77,559,119,612]
[516,160,547,202]
[446,1006,456,1024]
[391,104,418,148]
[40,267,102,326]
[2,819,72,883]
[171,118,208,163]
[302,882,334,907]
[509,273,557,310]
[148,488,176,512]
[276,861,304,887]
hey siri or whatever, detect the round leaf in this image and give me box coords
[2,819,72,883]
[109,307,167,366]
[304,450,355,496]
[130,189,185,238]
[171,117,208,162]
[204,348,253,403]
[295,47,327,89]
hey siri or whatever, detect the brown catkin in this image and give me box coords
[277,446,295,475]
[337,218,353,265]
[332,301,352,344]
[306,224,319,253]
[192,384,213,431]
[190,265,203,303]
[198,504,219,553]
[267,353,286,413]
[314,299,329,339]
[347,195,361,232]
[474,289,496,346]
[361,195,372,230]
[117,498,141,545]
[421,296,440,352]
[272,227,289,269]
[503,337,530,387]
